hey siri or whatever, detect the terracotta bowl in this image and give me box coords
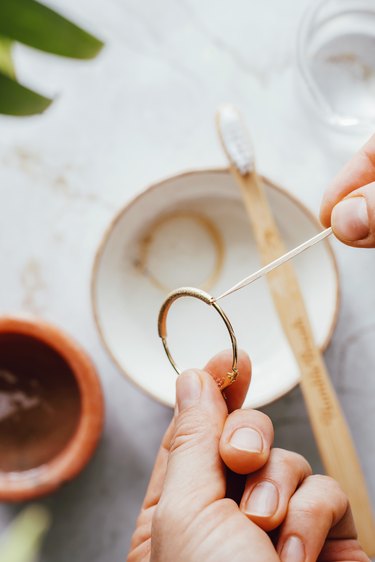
[0,317,104,502]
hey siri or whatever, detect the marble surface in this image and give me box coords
[0,0,374,560]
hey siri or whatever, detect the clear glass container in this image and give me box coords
[297,0,375,131]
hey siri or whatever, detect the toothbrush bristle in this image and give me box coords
[217,105,254,175]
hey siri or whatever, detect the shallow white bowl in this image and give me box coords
[92,169,339,409]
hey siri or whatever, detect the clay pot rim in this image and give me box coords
[0,316,104,502]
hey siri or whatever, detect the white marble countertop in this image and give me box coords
[1,0,374,560]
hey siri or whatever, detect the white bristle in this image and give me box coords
[217,104,254,175]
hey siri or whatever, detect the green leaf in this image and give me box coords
[0,505,50,562]
[0,71,52,115]
[0,35,15,78]
[0,0,103,59]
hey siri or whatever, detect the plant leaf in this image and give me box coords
[0,505,50,562]
[0,35,15,78]
[0,71,52,115]
[0,0,103,59]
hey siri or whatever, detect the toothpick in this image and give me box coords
[213,227,333,302]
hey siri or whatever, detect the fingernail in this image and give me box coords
[229,427,263,453]
[280,536,305,562]
[332,197,369,241]
[244,481,278,517]
[176,370,201,411]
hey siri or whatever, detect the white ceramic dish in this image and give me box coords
[92,169,339,409]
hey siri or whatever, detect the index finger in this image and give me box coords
[204,349,252,412]
[320,133,375,226]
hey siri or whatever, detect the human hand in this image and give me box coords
[320,134,375,247]
[128,350,368,562]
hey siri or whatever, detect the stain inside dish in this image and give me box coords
[0,333,81,472]
[134,210,225,293]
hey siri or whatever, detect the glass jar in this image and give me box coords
[297,0,375,131]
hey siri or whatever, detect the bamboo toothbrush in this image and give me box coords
[216,104,375,557]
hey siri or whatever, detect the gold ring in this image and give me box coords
[158,287,239,391]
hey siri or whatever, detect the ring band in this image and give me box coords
[158,287,239,391]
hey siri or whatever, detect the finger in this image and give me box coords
[130,505,156,550]
[318,539,369,562]
[220,409,274,474]
[320,133,375,226]
[127,537,151,562]
[276,475,356,562]
[158,368,228,518]
[141,350,251,511]
[141,420,175,510]
[131,420,175,549]
[204,349,251,412]
[134,369,227,544]
[239,448,311,531]
[330,183,375,247]
[140,349,251,515]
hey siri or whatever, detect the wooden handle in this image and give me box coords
[233,168,375,556]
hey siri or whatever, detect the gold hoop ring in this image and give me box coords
[158,287,239,391]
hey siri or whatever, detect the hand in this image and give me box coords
[128,351,368,562]
[320,133,375,247]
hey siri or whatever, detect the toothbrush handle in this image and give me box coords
[234,168,375,557]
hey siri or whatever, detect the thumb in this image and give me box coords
[159,369,228,516]
[331,183,375,248]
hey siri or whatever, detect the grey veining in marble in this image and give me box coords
[0,0,374,560]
